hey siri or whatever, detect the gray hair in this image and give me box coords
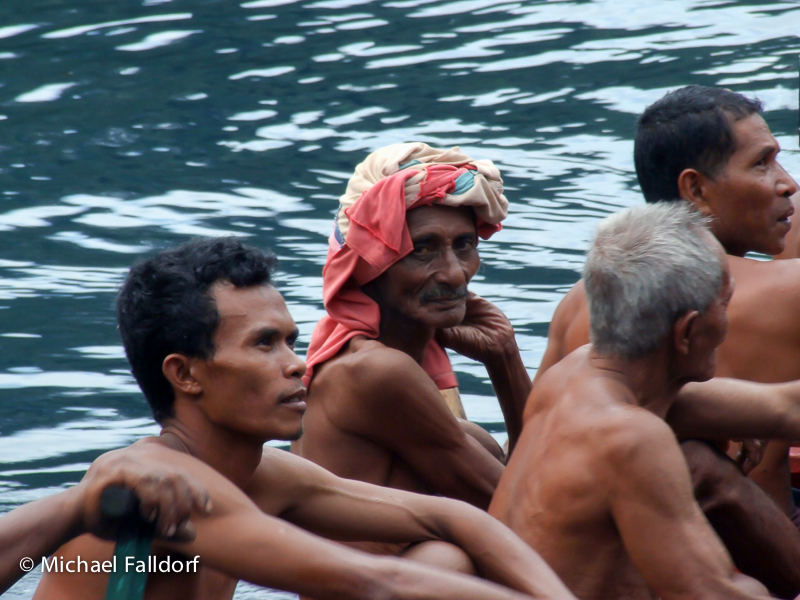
[584,203,724,359]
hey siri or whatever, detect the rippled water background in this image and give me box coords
[2,0,799,596]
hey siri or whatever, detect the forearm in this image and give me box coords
[668,379,800,441]
[485,341,531,454]
[0,486,84,593]
[186,510,533,600]
[427,500,574,600]
[375,556,536,600]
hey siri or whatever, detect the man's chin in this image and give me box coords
[279,425,304,442]
[422,306,467,329]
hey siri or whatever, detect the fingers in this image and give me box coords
[734,439,765,476]
[81,447,212,541]
[133,469,211,541]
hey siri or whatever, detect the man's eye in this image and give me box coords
[413,245,433,255]
[455,238,475,251]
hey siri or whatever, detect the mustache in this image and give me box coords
[420,286,468,304]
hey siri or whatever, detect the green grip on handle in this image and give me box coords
[101,487,155,600]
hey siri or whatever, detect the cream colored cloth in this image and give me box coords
[335,142,508,241]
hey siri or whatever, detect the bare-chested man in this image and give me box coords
[35,237,574,600]
[534,85,800,596]
[294,143,530,514]
[492,203,778,600]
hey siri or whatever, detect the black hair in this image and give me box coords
[634,85,763,203]
[117,237,277,423]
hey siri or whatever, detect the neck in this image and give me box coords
[587,346,683,418]
[159,404,264,489]
[375,307,434,364]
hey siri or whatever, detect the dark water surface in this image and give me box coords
[1,0,799,596]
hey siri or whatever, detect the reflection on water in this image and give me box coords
[1,0,799,596]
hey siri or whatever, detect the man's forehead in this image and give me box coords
[731,113,777,154]
[211,282,294,328]
[406,204,477,236]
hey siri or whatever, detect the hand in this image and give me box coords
[78,445,212,542]
[436,293,517,364]
[733,439,766,475]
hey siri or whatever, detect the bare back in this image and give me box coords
[492,348,754,600]
[492,350,650,600]
[537,257,800,513]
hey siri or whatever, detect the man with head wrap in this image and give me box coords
[293,143,531,521]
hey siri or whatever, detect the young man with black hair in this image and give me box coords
[534,85,800,596]
[35,237,575,600]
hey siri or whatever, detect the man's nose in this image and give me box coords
[776,161,798,197]
[434,246,467,286]
[283,348,307,379]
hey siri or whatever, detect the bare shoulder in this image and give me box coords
[730,255,800,296]
[595,406,689,500]
[324,338,436,402]
[549,280,588,335]
[247,447,330,514]
[600,407,678,464]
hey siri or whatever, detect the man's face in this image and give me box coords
[700,113,797,256]
[682,240,734,382]
[369,204,480,331]
[192,282,307,442]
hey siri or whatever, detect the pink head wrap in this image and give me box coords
[303,142,508,388]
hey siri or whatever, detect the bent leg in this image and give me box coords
[401,540,476,576]
[682,439,800,599]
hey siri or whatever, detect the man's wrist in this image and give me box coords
[484,339,523,370]
[62,482,91,538]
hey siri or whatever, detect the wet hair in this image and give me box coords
[634,86,763,202]
[584,203,724,359]
[117,237,277,423]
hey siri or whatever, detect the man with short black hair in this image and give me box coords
[35,237,574,600]
[534,85,800,596]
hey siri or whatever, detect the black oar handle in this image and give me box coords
[100,486,143,523]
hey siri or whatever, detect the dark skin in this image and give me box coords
[493,246,786,600]
[293,205,531,522]
[0,445,211,594]
[533,113,800,594]
[35,282,572,600]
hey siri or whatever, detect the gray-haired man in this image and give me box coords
[490,202,774,600]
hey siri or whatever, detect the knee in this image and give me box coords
[400,540,476,576]
[681,440,743,512]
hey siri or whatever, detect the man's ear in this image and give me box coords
[673,310,700,355]
[677,169,713,217]
[162,354,202,396]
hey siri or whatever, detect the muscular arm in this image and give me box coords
[36,448,536,600]
[1,445,209,594]
[437,294,530,452]
[251,450,574,600]
[668,378,800,441]
[330,347,504,508]
[609,415,770,600]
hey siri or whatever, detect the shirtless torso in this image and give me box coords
[492,349,767,600]
[294,205,532,516]
[536,254,800,514]
[293,334,505,506]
